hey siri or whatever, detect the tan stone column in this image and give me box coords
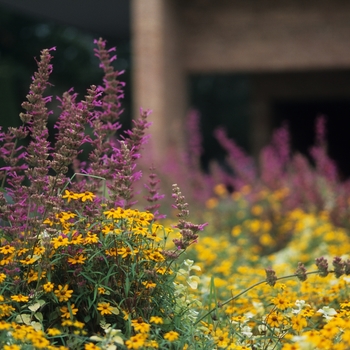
[131,0,186,163]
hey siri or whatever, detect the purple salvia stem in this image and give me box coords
[310,117,338,183]
[214,127,256,186]
[106,141,137,208]
[85,39,125,192]
[186,109,203,166]
[123,108,152,154]
[144,166,165,220]
[93,37,123,124]
[2,48,56,235]
[170,184,207,253]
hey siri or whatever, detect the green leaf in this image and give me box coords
[30,321,42,331]
[34,312,43,322]
[111,307,119,315]
[15,314,31,325]
[28,299,45,312]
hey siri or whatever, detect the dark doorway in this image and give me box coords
[189,74,251,172]
[273,99,350,179]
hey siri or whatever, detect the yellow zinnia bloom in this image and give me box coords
[11,294,29,303]
[0,245,15,255]
[43,282,55,293]
[79,191,95,202]
[125,334,146,350]
[62,190,80,203]
[68,254,87,265]
[0,273,6,283]
[54,285,73,302]
[97,302,113,315]
[60,304,78,319]
[164,331,179,341]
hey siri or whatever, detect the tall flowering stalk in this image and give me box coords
[170,184,208,255]
[0,38,208,350]
[214,126,256,189]
[0,47,56,236]
[144,166,165,220]
[0,39,153,235]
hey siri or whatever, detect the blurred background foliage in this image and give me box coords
[0,5,132,132]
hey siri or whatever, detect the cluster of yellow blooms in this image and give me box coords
[2,184,350,349]
[189,184,350,349]
[0,190,186,349]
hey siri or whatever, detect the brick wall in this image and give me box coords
[180,0,350,72]
[131,0,350,163]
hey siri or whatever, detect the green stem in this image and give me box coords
[194,270,321,326]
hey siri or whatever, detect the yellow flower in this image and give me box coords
[145,340,159,348]
[84,343,101,350]
[105,248,118,256]
[67,254,87,265]
[27,270,39,284]
[131,318,151,333]
[69,233,84,245]
[83,232,99,245]
[79,191,95,202]
[47,328,61,336]
[103,207,129,220]
[43,282,54,293]
[4,345,21,350]
[0,273,6,283]
[54,285,73,302]
[0,320,11,330]
[16,248,29,257]
[51,236,70,249]
[34,246,46,255]
[150,316,163,324]
[282,344,301,350]
[61,319,73,327]
[11,294,29,303]
[156,267,172,275]
[213,329,230,348]
[231,226,241,237]
[291,315,308,332]
[19,255,38,265]
[145,249,164,262]
[214,183,228,197]
[146,231,162,242]
[164,331,179,341]
[205,198,218,209]
[57,211,77,222]
[125,333,146,349]
[118,246,139,258]
[271,294,291,311]
[0,245,15,254]
[142,281,156,289]
[0,303,15,317]
[97,302,113,315]
[132,226,148,236]
[266,312,284,328]
[60,304,78,319]
[62,190,80,203]
[73,320,85,329]
[97,287,106,295]
[251,204,263,216]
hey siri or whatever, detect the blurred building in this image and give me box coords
[132,0,350,171]
[2,0,350,173]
